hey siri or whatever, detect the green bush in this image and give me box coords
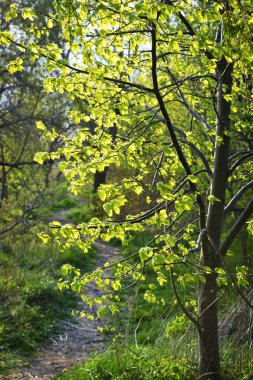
[54,344,196,380]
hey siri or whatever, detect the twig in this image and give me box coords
[188,228,208,254]
[134,317,143,349]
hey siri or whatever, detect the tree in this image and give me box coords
[0,0,75,236]
[3,1,253,378]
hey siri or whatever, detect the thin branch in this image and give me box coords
[144,105,211,174]
[135,317,142,349]
[224,180,253,215]
[219,196,253,257]
[0,220,22,236]
[175,10,213,60]
[228,150,253,160]
[198,295,222,320]
[188,228,208,253]
[167,70,212,131]
[7,37,154,94]
[178,89,212,131]
[217,255,253,310]
[229,152,253,175]
[0,160,37,168]
[170,268,201,330]
[152,151,164,185]
[0,206,34,235]
[144,104,186,135]
[151,22,206,229]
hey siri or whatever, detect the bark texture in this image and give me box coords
[198,57,233,380]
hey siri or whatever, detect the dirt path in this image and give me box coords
[3,210,120,380]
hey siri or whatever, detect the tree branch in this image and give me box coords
[167,69,212,131]
[228,150,253,160]
[151,151,164,185]
[229,152,253,175]
[0,220,22,236]
[151,22,206,229]
[219,196,253,257]
[144,105,211,174]
[7,36,154,94]
[170,268,201,330]
[0,160,37,168]
[175,11,213,60]
[224,180,253,215]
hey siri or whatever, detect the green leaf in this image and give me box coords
[98,189,107,201]
[156,182,175,200]
[0,31,12,46]
[187,175,198,184]
[109,304,120,315]
[38,233,50,244]
[49,221,62,228]
[139,247,152,262]
[215,268,226,275]
[111,280,121,291]
[134,186,143,195]
[47,18,54,28]
[61,264,73,276]
[175,195,193,213]
[236,266,249,287]
[36,121,46,130]
[247,219,253,235]
[22,7,37,20]
[208,195,221,205]
[34,152,49,164]
[144,290,158,304]
[8,58,23,74]
[71,42,79,53]
[6,4,18,21]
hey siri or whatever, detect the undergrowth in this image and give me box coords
[55,342,197,380]
[55,231,198,379]
[0,188,95,374]
[54,231,253,380]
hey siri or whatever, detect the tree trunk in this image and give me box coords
[239,229,249,267]
[198,57,233,379]
[198,280,220,379]
[93,168,108,192]
[92,118,117,193]
[198,246,221,379]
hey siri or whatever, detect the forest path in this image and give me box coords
[3,209,120,380]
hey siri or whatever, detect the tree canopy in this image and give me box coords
[2,1,253,378]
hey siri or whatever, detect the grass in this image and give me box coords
[54,337,253,380]
[66,203,92,224]
[55,343,197,380]
[0,179,98,375]
[220,340,253,380]
[0,222,96,375]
